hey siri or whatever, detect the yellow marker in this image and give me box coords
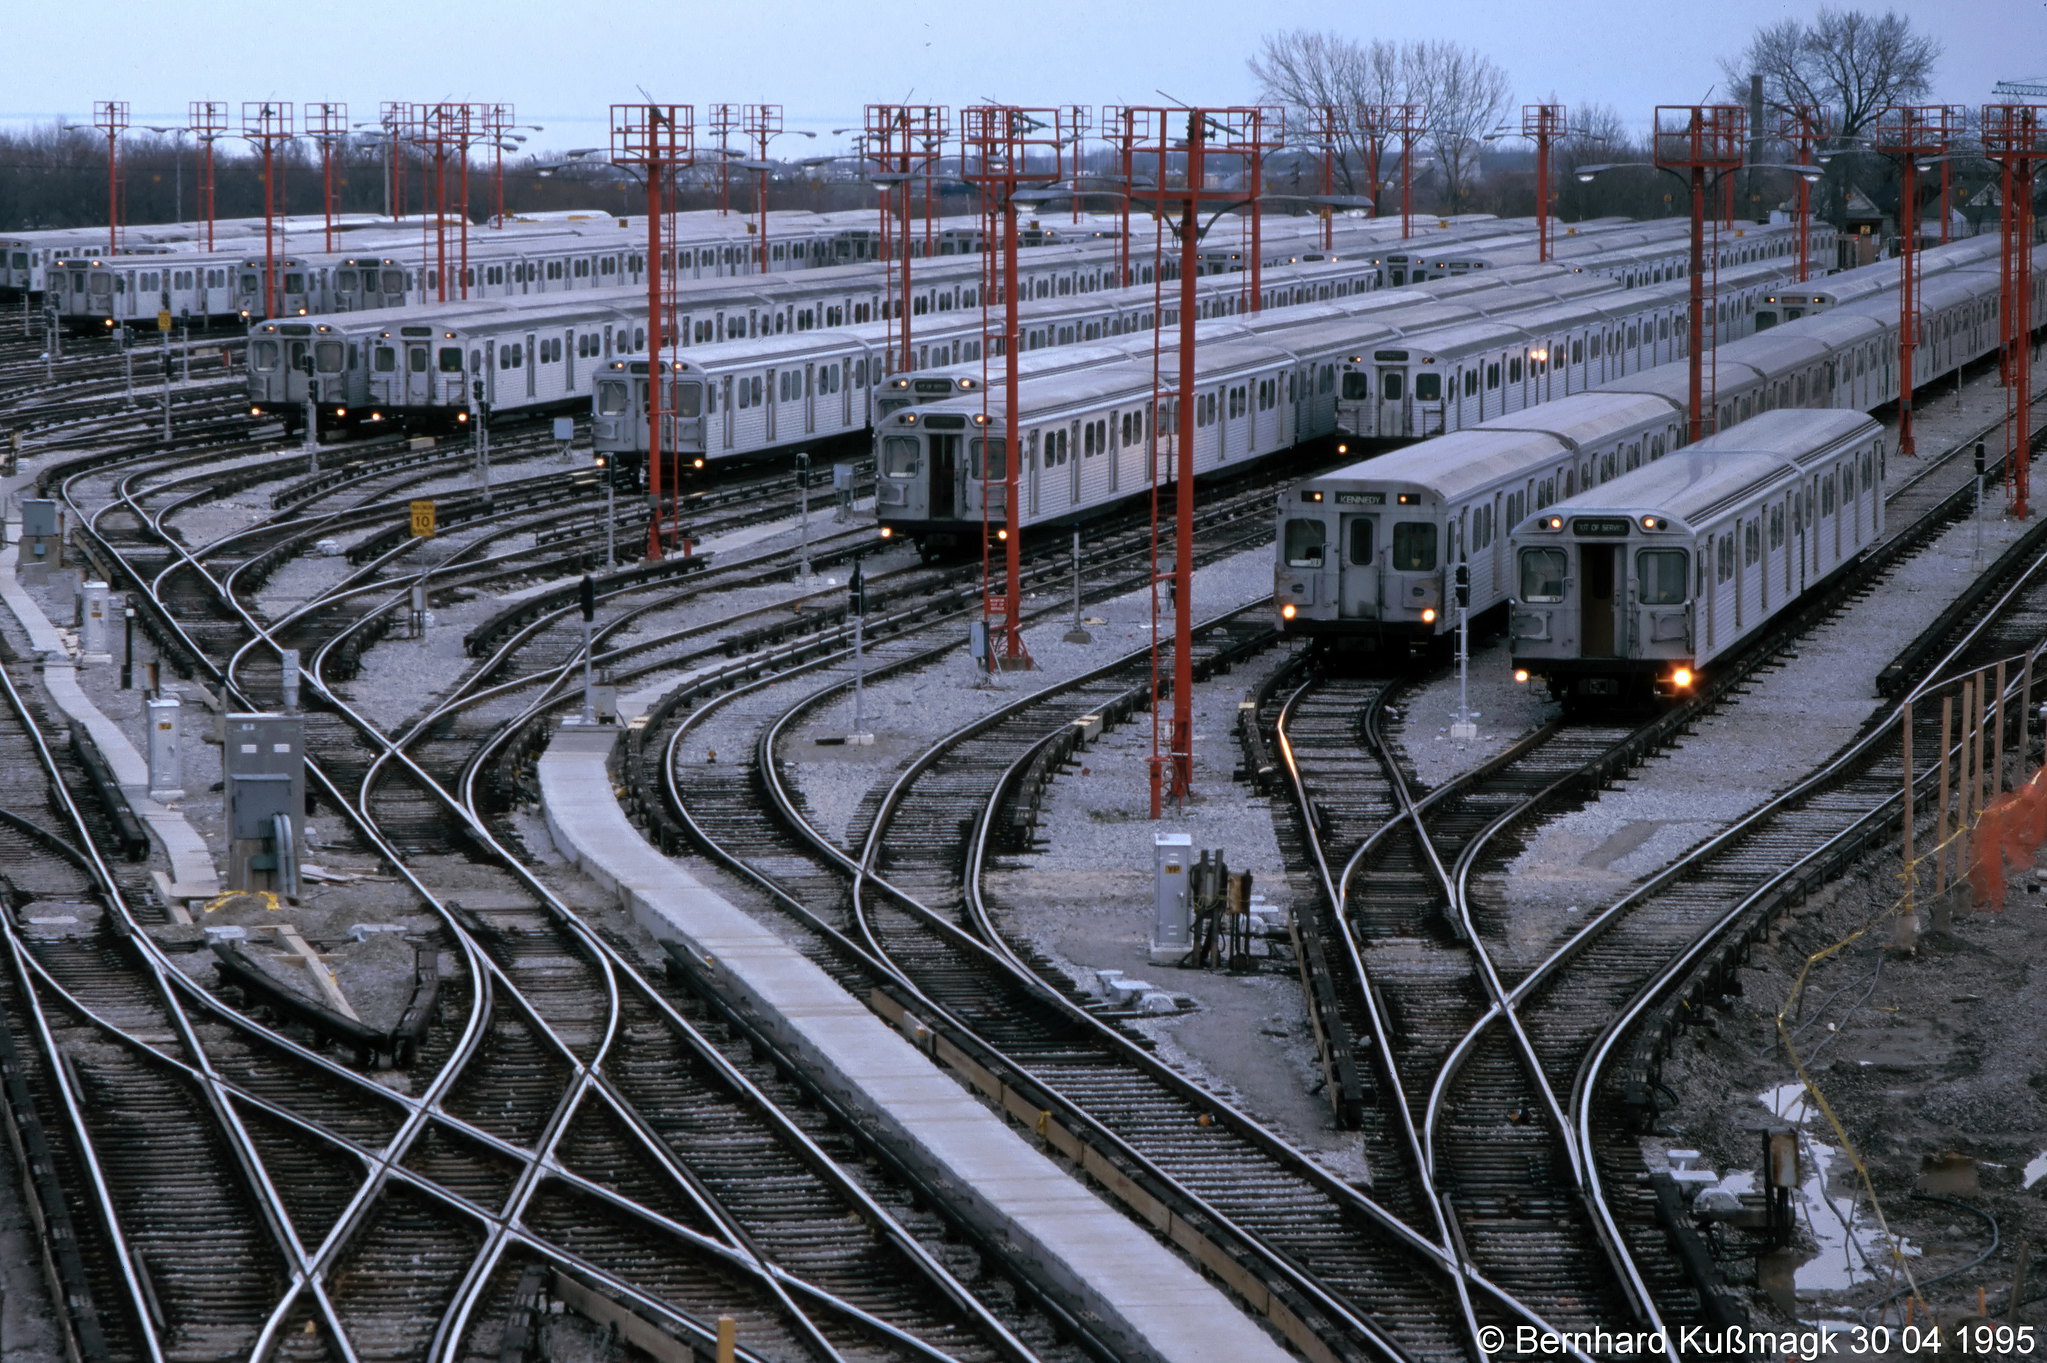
[410,500,435,538]
[157,310,173,332]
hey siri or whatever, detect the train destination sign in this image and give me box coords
[1335,491,1385,505]
[1571,516,1633,537]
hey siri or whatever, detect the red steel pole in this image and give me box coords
[648,162,664,558]
[1688,165,1705,441]
[1170,111,1202,802]
[1003,186,1023,662]
[1898,155,1919,455]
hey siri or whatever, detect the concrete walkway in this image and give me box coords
[0,540,219,899]
[539,722,1291,1363]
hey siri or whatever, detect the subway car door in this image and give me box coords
[1579,543,1619,657]
[406,343,431,409]
[930,433,959,519]
[1338,515,1378,619]
[804,362,816,435]
[764,369,777,443]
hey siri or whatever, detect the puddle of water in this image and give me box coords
[1756,1086,1920,1293]
[2025,1151,2047,1189]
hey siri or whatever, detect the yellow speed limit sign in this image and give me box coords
[157,310,173,332]
[410,500,435,538]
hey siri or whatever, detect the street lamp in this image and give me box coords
[1578,120,1821,444]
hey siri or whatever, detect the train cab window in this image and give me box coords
[1464,371,1479,397]
[1391,522,1437,572]
[1415,373,1440,402]
[1571,338,1584,364]
[1347,518,1375,565]
[1637,549,1688,604]
[439,347,464,373]
[1589,334,1602,358]
[674,383,703,418]
[408,346,428,374]
[337,269,359,290]
[252,340,280,370]
[315,341,344,373]
[595,380,628,417]
[969,439,1005,480]
[1519,548,1566,602]
[1717,535,1734,583]
[1769,505,1785,548]
[373,347,395,373]
[284,273,305,293]
[1283,519,1327,568]
[882,436,920,480]
[1341,371,1371,400]
[1381,372,1404,401]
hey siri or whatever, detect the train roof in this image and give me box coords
[1528,408,1878,526]
[1311,428,1573,501]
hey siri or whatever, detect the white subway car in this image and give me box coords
[1507,408,1884,705]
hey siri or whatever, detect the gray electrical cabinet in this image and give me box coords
[223,713,305,896]
[20,498,60,566]
[1152,831,1193,963]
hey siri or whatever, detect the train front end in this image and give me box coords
[874,405,1004,557]
[1507,510,1696,705]
[1273,477,1448,651]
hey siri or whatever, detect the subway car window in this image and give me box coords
[1638,549,1687,603]
[1283,519,1326,568]
[1519,548,1566,602]
[1392,522,1437,572]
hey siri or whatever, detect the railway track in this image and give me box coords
[50,382,1089,1361]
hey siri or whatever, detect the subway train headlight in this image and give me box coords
[1336,443,1348,455]
[457,412,469,423]
[879,526,893,540]
[249,406,263,417]
[997,528,1009,541]
[1421,608,1437,624]
[1513,669,1529,685]
[1281,603,1297,620]
[693,457,705,469]
[1672,667,1694,689]
[1546,516,1563,530]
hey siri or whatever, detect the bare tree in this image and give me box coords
[1720,6,1941,140]
[1248,29,1512,211]
[1407,40,1512,206]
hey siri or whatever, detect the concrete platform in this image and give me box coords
[538,723,1289,1363]
[0,541,220,899]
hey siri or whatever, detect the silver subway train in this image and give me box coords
[1274,241,2047,658]
[1508,408,1884,704]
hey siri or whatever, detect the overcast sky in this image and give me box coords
[4,0,2024,156]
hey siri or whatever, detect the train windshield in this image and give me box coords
[1636,549,1688,604]
[1283,519,1326,568]
[1340,372,1371,400]
[969,439,1005,480]
[673,382,703,418]
[1415,373,1441,402]
[251,340,280,371]
[1391,523,1437,572]
[1519,548,1566,602]
[595,380,628,416]
[314,341,344,373]
[882,436,921,479]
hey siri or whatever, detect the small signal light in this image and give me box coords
[1336,443,1348,454]
[1641,515,1659,530]
[693,457,705,468]
[997,528,1009,541]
